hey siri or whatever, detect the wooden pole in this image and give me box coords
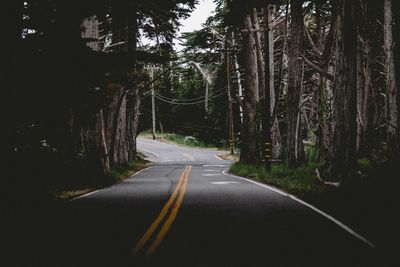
[226,50,235,154]
[151,67,156,140]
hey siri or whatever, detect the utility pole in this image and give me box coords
[226,50,235,155]
[151,67,156,140]
[205,82,209,113]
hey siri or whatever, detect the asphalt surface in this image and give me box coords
[37,138,377,266]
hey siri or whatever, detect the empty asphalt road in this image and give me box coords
[38,138,376,266]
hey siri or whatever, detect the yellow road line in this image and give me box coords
[146,165,192,256]
[131,166,189,255]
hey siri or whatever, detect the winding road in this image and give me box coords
[51,137,376,266]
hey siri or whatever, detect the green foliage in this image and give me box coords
[304,145,320,163]
[229,162,330,198]
[109,156,148,182]
[357,157,372,175]
[140,131,226,149]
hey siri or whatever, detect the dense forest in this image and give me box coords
[3,0,400,199]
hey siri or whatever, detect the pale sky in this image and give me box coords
[140,0,216,51]
[174,0,216,51]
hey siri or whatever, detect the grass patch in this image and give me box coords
[109,156,148,182]
[357,157,372,176]
[229,162,332,198]
[51,188,95,200]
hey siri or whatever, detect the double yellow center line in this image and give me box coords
[131,165,192,256]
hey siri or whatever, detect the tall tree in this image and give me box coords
[240,10,261,164]
[329,0,358,176]
[126,0,140,161]
[286,0,305,167]
[384,0,398,146]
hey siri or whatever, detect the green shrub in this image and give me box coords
[229,162,330,198]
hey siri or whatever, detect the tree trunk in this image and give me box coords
[315,2,337,161]
[106,0,139,166]
[79,110,110,179]
[126,0,140,161]
[240,12,260,165]
[251,9,265,102]
[355,0,380,156]
[329,0,358,177]
[316,76,330,160]
[384,0,398,144]
[252,8,270,167]
[127,90,140,161]
[357,35,373,155]
[273,1,289,158]
[232,34,244,124]
[78,15,110,176]
[112,91,128,165]
[286,0,305,167]
[260,5,278,169]
[104,86,128,166]
[267,5,282,159]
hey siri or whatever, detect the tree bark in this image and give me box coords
[126,0,140,161]
[329,0,358,177]
[312,2,337,161]
[384,0,398,144]
[78,15,110,176]
[251,9,265,102]
[240,12,260,165]
[266,5,281,159]
[272,1,289,158]
[286,0,305,167]
[105,0,139,166]
[252,8,270,167]
[127,90,140,161]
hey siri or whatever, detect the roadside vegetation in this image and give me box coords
[139,130,231,150]
[228,146,379,200]
[230,162,331,198]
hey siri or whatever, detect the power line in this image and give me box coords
[153,87,226,103]
[154,91,225,105]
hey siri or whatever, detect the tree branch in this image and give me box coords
[304,21,323,58]
[301,55,334,81]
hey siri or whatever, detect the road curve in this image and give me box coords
[44,138,376,266]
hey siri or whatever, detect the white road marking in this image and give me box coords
[214,154,224,161]
[211,181,239,185]
[130,166,154,178]
[138,148,160,158]
[222,170,376,248]
[183,153,196,161]
[71,189,101,201]
[202,174,222,177]
[204,169,220,172]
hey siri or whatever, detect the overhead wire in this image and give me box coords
[153,86,226,103]
[154,90,225,105]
